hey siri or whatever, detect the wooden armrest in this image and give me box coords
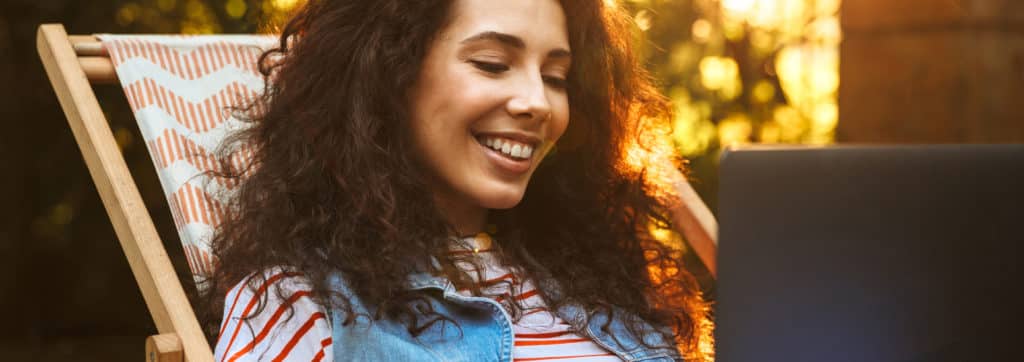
[672,178,718,278]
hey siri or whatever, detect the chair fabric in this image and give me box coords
[98,34,276,288]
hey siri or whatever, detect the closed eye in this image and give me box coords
[544,75,568,89]
[470,60,509,74]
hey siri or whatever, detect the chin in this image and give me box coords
[476,189,527,210]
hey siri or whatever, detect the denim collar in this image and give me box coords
[557,303,682,361]
[402,270,683,361]
[405,270,451,291]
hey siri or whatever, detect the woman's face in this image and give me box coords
[409,0,571,227]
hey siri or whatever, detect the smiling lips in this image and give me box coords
[478,135,536,160]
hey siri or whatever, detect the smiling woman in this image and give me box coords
[202,0,711,361]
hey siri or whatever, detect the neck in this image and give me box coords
[434,194,488,238]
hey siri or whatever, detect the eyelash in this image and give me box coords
[470,60,568,89]
[470,60,509,73]
[543,76,568,89]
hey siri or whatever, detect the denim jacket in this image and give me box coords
[326,272,684,361]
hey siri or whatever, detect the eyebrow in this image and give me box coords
[460,31,572,59]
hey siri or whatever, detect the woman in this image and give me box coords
[204,0,711,361]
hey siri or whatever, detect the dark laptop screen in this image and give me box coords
[715,145,1024,362]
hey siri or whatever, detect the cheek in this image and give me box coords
[410,92,469,149]
[416,72,498,128]
[550,98,571,140]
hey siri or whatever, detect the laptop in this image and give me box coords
[715,144,1024,362]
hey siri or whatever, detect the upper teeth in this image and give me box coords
[482,137,534,159]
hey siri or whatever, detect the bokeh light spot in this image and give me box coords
[226,0,247,19]
[691,19,712,43]
[699,56,739,91]
[635,10,653,31]
[116,3,140,26]
[114,127,134,151]
[157,0,176,12]
[752,80,776,103]
[272,0,302,11]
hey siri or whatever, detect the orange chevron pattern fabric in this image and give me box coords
[99,35,276,289]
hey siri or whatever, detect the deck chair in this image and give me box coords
[36,23,718,362]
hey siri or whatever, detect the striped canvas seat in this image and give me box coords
[98,35,276,287]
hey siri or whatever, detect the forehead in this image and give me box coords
[442,0,569,50]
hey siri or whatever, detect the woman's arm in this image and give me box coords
[214,270,333,362]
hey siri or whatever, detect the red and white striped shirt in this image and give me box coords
[215,235,621,361]
[214,270,333,362]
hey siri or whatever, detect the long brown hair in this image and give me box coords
[202,0,711,359]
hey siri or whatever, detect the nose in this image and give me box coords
[505,72,552,122]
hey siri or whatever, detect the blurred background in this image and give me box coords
[1,0,1022,360]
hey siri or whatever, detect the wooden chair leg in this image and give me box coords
[37,23,213,362]
[146,333,184,362]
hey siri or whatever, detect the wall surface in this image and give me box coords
[839,0,1024,143]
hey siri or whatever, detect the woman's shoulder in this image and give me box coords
[222,267,313,305]
[215,267,334,361]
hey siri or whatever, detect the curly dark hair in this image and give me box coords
[201,0,711,359]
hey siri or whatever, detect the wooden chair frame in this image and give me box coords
[36,22,717,362]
